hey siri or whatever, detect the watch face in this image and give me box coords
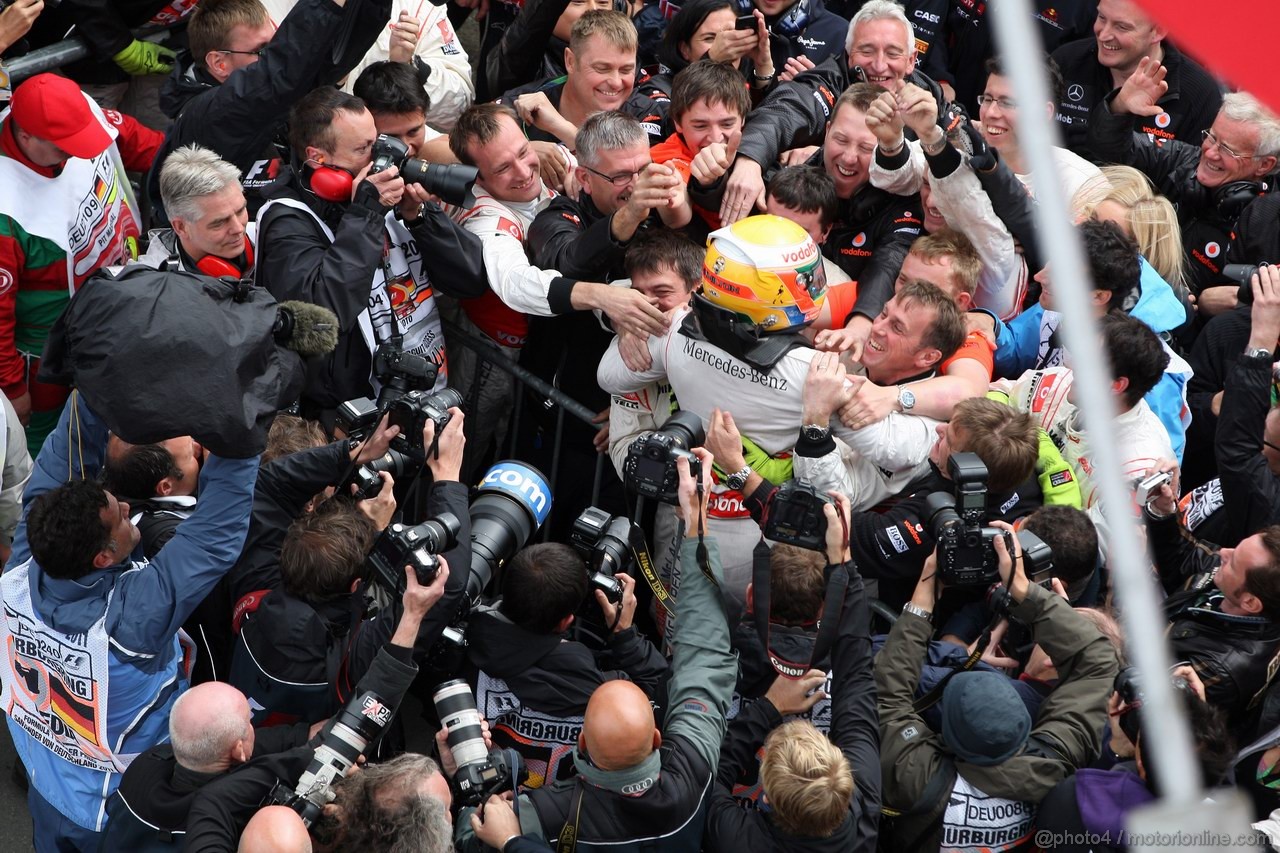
[900,388,916,409]
[802,425,828,441]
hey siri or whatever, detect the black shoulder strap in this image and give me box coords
[881,757,957,852]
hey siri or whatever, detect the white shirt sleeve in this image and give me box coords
[869,139,926,196]
[453,203,561,316]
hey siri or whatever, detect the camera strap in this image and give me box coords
[627,521,673,616]
[750,541,849,679]
[910,589,1011,713]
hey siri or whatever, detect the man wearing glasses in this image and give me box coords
[146,0,395,221]
[1090,58,1280,312]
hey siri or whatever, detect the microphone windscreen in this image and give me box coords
[277,300,339,359]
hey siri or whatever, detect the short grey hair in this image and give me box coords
[1220,92,1280,161]
[574,111,648,169]
[846,0,914,59]
[329,753,452,853]
[169,690,249,771]
[159,144,243,223]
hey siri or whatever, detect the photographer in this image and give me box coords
[254,86,485,422]
[705,492,882,852]
[731,397,1044,611]
[875,528,1118,850]
[456,449,737,850]
[181,566,447,851]
[1144,463,1280,727]
[231,414,471,726]
[0,393,259,849]
[148,0,395,220]
[468,539,667,788]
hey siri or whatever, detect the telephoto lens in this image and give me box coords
[433,679,489,769]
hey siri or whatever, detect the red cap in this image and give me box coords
[9,74,113,160]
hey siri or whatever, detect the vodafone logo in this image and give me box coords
[852,232,867,248]
[1205,242,1221,258]
[1155,112,1171,129]
[0,269,12,296]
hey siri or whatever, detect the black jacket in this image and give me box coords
[1147,507,1280,725]
[809,146,924,319]
[183,644,420,852]
[481,0,571,102]
[499,75,671,146]
[705,561,881,853]
[101,723,310,851]
[1087,91,1268,294]
[231,481,471,724]
[147,0,392,220]
[1184,305,1256,493]
[1215,350,1280,543]
[254,172,486,412]
[1228,191,1280,268]
[467,607,668,787]
[1052,37,1221,157]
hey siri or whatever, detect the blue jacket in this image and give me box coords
[1,394,258,830]
[990,257,1192,461]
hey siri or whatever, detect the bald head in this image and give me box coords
[581,681,658,770]
[239,806,312,853]
[171,682,254,773]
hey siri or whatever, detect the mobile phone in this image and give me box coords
[735,14,756,29]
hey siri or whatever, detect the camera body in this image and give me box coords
[762,479,831,551]
[623,410,704,505]
[366,513,462,595]
[925,453,1054,587]
[1226,262,1279,305]
[272,689,395,825]
[337,396,381,441]
[1113,665,1191,743]
[433,680,526,807]
[386,387,464,453]
[370,133,480,207]
[569,507,630,603]
[372,340,440,409]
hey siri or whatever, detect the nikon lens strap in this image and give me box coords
[628,521,672,615]
[751,541,849,679]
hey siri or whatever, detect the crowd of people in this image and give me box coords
[2,0,1280,850]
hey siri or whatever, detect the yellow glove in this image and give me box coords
[112,39,177,75]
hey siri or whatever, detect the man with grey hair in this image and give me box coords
[100,679,312,848]
[312,753,454,852]
[142,144,254,277]
[1090,65,1280,313]
[719,0,947,227]
[523,110,686,533]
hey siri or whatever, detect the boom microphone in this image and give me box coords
[274,301,339,359]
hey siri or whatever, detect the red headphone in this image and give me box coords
[307,160,356,203]
[194,238,256,279]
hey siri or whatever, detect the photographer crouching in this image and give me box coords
[230,410,471,728]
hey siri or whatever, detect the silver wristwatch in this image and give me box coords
[725,464,752,492]
[897,386,916,412]
[902,602,933,622]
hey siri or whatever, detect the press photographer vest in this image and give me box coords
[476,671,584,789]
[255,198,448,393]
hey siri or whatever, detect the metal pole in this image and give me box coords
[7,27,174,83]
[989,0,1201,803]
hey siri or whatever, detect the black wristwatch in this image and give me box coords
[1244,346,1273,362]
[800,423,830,442]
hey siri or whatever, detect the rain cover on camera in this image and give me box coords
[39,265,305,458]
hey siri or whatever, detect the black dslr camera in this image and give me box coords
[623,410,704,505]
[762,479,831,552]
[366,513,462,595]
[386,387,464,454]
[925,453,1053,587]
[1113,665,1192,743]
[1225,262,1274,305]
[569,507,631,603]
[369,134,480,208]
[433,680,527,807]
[372,340,440,408]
